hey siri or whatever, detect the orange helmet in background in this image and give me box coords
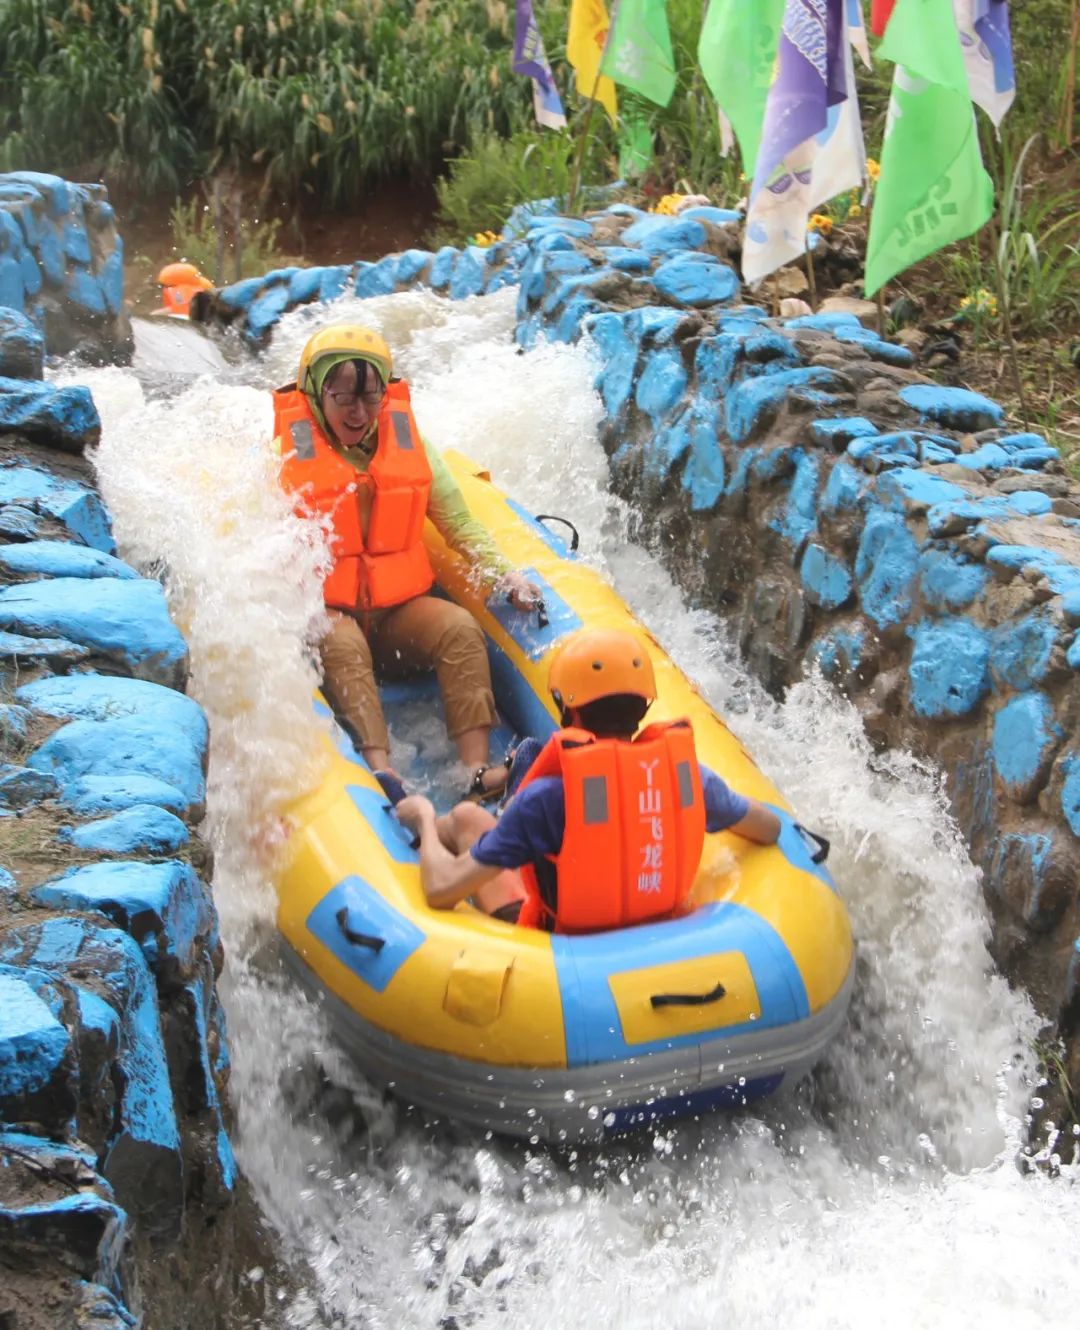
[548,629,657,711]
[154,262,214,317]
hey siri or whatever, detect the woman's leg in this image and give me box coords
[319,612,391,771]
[371,597,497,766]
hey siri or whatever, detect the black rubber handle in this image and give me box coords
[650,982,726,1009]
[336,907,385,953]
[795,823,830,864]
[535,514,580,552]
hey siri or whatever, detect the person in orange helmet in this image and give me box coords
[397,628,780,927]
[153,262,214,318]
[273,324,541,826]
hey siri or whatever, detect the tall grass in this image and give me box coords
[0,0,537,203]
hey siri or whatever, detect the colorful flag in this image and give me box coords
[600,0,676,107]
[871,0,897,35]
[697,0,785,176]
[743,0,865,285]
[954,0,1015,127]
[865,0,994,296]
[567,0,618,123]
[513,0,568,129]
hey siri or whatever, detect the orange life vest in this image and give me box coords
[273,379,434,612]
[157,283,199,317]
[515,720,706,934]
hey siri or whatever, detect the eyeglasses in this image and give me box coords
[325,389,385,411]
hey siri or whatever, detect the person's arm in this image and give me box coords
[728,799,781,845]
[424,440,509,582]
[423,440,542,609]
[396,795,503,909]
[701,766,781,845]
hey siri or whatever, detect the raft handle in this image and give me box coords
[535,514,580,553]
[795,823,831,865]
[650,982,726,1009]
[335,907,386,953]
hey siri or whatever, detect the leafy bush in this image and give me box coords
[431,126,612,244]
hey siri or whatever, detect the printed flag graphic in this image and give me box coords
[513,0,568,129]
[865,0,994,296]
[743,0,866,285]
[954,0,1015,127]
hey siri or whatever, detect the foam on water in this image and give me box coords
[68,289,1076,1328]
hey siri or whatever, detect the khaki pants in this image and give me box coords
[319,596,496,754]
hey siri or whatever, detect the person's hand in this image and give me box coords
[396,794,435,834]
[497,569,543,612]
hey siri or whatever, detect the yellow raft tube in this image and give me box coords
[275,451,855,1142]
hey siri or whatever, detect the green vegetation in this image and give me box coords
[0,0,536,201]
[431,126,612,247]
[0,1,1075,459]
[168,196,285,283]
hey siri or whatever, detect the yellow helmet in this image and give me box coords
[296,325,393,397]
[548,629,656,711]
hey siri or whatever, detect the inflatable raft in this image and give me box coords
[275,450,855,1142]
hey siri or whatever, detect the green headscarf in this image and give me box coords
[304,350,390,441]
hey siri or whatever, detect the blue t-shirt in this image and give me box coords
[471,764,749,871]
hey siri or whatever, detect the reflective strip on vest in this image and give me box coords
[515,721,706,934]
[273,380,433,612]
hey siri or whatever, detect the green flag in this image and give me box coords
[618,114,654,178]
[696,0,784,178]
[865,0,994,296]
[600,0,676,107]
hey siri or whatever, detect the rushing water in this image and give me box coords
[58,291,1078,1328]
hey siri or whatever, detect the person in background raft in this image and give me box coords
[396,628,781,928]
[153,262,214,318]
[273,324,541,803]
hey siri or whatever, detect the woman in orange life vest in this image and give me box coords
[274,325,542,802]
[396,629,781,929]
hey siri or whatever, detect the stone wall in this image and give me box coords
[0,176,271,1330]
[0,171,132,364]
[204,202,1080,1129]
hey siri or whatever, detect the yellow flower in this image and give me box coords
[472,230,499,248]
[808,213,833,235]
[847,202,863,218]
[651,192,686,216]
[866,158,881,183]
[959,288,998,317]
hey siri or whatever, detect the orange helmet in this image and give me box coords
[157,262,213,290]
[548,629,657,711]
[154,262,213,317]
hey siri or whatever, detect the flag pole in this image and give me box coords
[567,0,621,215]
[567,95,600,215]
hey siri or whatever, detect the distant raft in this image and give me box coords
[274,449,855,1142]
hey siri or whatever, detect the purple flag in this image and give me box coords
[744,0,863,284]
[514,0,568,129]
[752,0,847,200]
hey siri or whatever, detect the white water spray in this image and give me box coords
[63,289,1076,1328]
